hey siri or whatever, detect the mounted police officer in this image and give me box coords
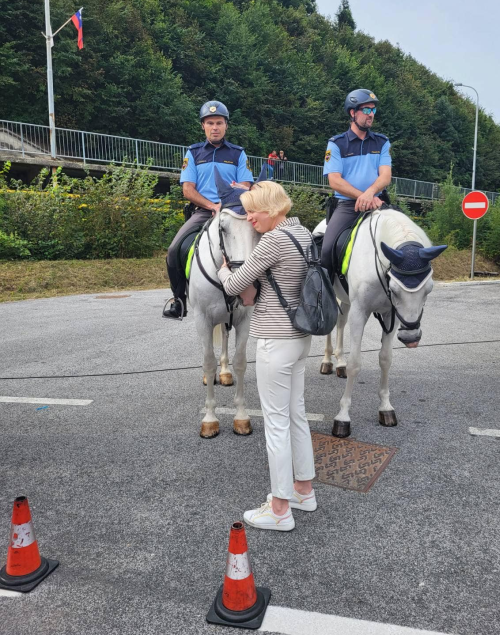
[163,100,254,319]
[320,88,392,278]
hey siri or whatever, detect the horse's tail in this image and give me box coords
[213,324,223,348]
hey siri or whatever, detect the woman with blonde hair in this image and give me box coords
[217,181,317,532]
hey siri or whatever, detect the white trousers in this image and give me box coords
[256,336,315,500]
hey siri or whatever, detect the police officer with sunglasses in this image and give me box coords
[321,88,392,279]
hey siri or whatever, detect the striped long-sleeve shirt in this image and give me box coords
[217,217,311,339]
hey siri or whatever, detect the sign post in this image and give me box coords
[461,190,489,280]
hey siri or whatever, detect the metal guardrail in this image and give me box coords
[1,119,498,203]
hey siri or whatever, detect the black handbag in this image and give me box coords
[266,230,338,336]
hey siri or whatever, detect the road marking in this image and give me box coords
[464,202,486,209]
[0,397,93,406]
[469,427,500,438]
[258,606,454,635]
[0,589,23,597]
[201,407,324,421]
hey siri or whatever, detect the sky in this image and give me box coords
[316,0,500,124]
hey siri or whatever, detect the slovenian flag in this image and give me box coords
[71,10,83,50]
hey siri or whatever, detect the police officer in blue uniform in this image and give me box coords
[321,89,392,278]
[163,100,254,319]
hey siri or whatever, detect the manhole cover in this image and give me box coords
[95,294,131,299]
[312,432,397,493]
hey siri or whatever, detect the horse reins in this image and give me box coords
[193,214,242,332]
[369,213,425,335]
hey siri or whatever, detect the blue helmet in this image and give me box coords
[199,100,230,121]
[344,89,379,116]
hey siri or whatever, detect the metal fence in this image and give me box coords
[1,119,498,203]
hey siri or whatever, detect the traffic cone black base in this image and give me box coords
[0,557,59,593]
[206,585,271,629]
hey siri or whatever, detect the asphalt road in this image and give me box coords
[0,282,499,635]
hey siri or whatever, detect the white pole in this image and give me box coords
[44,0,56,159]
[454,83,479,280]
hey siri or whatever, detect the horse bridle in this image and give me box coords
[369,213,428,335]
[193,212,245,331]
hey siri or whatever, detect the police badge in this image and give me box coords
[182,157,188,170]
[325,149,332,163]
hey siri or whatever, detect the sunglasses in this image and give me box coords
[359,107,377,115]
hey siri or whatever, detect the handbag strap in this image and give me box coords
[265,228,310,317]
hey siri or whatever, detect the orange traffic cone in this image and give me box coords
[0,496,59,593]
[206,521,271,629]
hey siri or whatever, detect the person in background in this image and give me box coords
[267,149,278,179]
[163,100,253,319]
[217,181,317,532]
[275,149,288,180]
[320,88,392,279]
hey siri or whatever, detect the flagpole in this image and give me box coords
[44,0,57,159]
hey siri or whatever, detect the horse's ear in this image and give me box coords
[255,164,268,183]
[419,245,448,261]
[214,166,233,200]
[381,242,404,265]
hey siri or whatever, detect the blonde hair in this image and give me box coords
[240,181,293,218]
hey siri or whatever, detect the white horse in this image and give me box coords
[187,174,260,439]
[314,206,447,438]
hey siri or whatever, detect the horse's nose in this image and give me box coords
[397,329,422,347]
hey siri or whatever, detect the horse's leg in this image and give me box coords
[378,313,398,427]
[320,332,334,375]
[332,306,367,438]
[232,318,252,436]
[334,301,350,378]
[219,325,234,386]
[196,315,220,439]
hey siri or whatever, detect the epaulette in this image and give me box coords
[188,141,205,150]
[329,132,347,143]
[224,141,244,151]
[373,132,389,141]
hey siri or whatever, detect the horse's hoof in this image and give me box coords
[379,410,398,427]
[336,366,347,379]
[203,375,217,386]
[332,420,351,438]
[219,372,234,386]
[233,419,253,435]
[200,421,220,438]
[320,362,333,375]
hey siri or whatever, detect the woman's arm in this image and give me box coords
[217,233,280,296]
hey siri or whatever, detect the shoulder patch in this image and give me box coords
[325,149,332,163]
[182,157,189,170]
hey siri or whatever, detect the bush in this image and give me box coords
[0,164,183,259]
[0,230,31,259]
[283,184,326,231]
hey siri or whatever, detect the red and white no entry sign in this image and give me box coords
[462,190,489,220]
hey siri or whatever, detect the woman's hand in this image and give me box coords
[231,181,250,190]
[221,255,228,269]
[239,283,258,306]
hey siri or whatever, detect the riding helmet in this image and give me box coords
[344,89,379,116]
[199,101,230,121]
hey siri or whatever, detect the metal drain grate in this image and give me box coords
[312,432,397,493]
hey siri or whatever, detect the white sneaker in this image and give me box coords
[267,489,317,512]
[243,501,295,531]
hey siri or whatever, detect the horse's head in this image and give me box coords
[214,167,260,269]
[381,241,447,347]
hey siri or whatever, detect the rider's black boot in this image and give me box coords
[162,297,187,320]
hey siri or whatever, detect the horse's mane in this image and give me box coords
[374,207,431,248]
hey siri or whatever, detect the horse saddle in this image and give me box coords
[174,229,200,281]
[334,214,368,293]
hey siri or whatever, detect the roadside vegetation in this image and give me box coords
[0,162,498,303]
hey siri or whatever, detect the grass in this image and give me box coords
[0,249,498,303]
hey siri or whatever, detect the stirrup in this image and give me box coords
[162,296,186,321]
